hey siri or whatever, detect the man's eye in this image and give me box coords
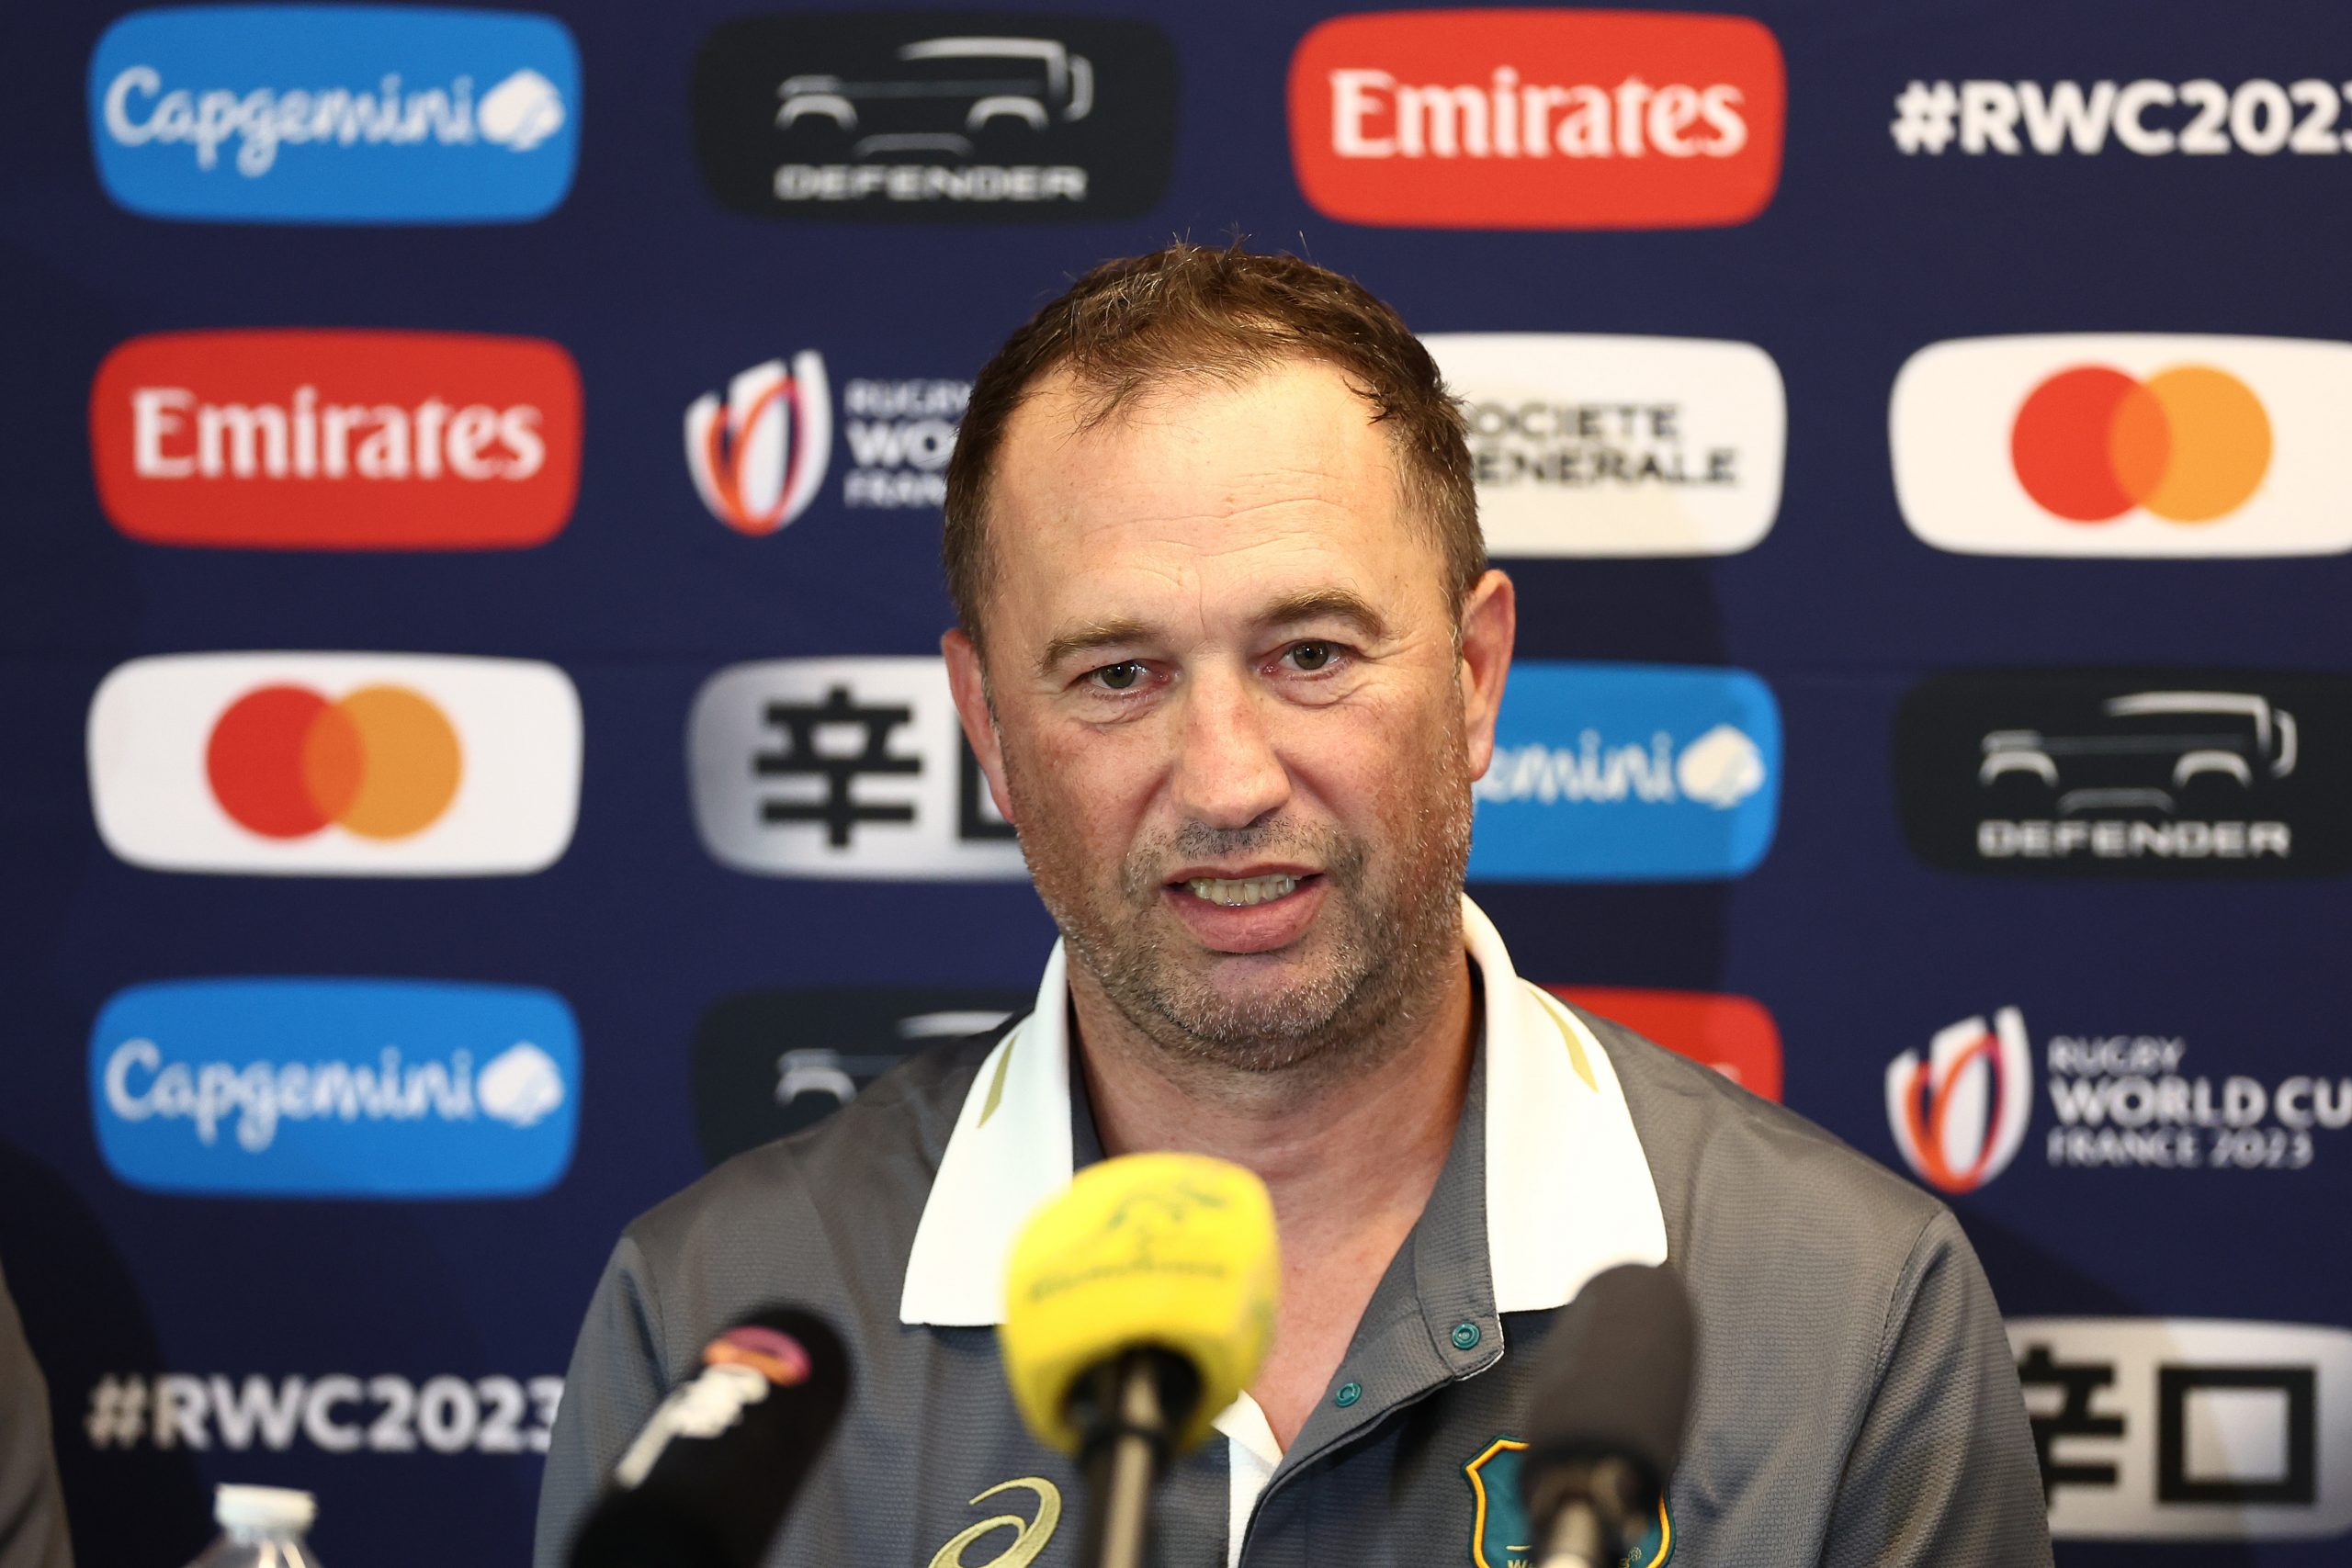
[1091,661,1146,692]
[1285,642,1334,672]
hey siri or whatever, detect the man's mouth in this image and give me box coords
[1182,874,1301,908]
[1160,866,1329,954]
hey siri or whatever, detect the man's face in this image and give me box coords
[944,358,1513,1072]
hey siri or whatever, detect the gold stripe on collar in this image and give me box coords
[978,1034,1017,1128]
[1527,983,1598,1093]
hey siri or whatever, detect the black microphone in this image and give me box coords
[1521,1264,1695,1568]
[571,1307,850,1568]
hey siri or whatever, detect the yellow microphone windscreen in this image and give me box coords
[1000,1151,1280,1455]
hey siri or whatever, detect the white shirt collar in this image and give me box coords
[897,896,1668,1327]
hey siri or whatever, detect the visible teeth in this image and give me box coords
[1186,874,1299,908]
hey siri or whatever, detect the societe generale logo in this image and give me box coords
[1885,1008,2033,1194]
[88,653,580,875]
[685,353,833,535]
[1288,9,1784,229]
[1419,333,1784,557]
[90,331,581,549]
[1891,335,2352,557]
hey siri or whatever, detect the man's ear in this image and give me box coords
[1456,570,1516,781]
[943,627,1018,828]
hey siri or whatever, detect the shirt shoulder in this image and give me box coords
[1579,1003,1949,1274]
[1574,1009,2048,1564]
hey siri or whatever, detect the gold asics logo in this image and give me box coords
[926,1477,1062,1568]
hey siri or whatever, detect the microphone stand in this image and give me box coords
[1534,1456,1647,1568]
[1072,1350,1200,1568]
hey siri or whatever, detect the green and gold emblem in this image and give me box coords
[1464,1438,1670,1568]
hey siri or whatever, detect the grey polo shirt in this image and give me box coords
[537,898,2052,1568]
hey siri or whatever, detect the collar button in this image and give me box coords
[1451,1321,1483,1350]
[1334,1381,1363,1408]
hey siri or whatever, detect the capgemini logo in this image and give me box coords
[684,353,832,536]
[1885,1008,2033,1193]
[477,1042,565,1127]
[1675,724,1768,808]
[477,69,567,152]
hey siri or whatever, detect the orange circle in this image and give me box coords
[331,686,463,840]
[2139,367,2271,522]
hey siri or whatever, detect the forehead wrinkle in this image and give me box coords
[988,360,1432,655]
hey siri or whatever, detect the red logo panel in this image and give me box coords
[91,331,581,549]
[1549,987,1782,1101]
[1289,9,1784,230]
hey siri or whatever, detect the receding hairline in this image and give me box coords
[943,242,1485,653]
[962,350,1463,643]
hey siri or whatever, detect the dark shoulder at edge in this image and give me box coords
[1572,1005,1951,1247]
[617,1021,1022,1263]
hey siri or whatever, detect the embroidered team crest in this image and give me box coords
[1464,1438,1671,1568]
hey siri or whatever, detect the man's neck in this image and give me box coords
[1069,946,1478,1447]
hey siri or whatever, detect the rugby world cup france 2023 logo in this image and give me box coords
[685,354,832,536]
[1886,1008,2033,1195]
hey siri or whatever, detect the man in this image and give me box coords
[537,244,2052,1568]
[0,1258,74,1568]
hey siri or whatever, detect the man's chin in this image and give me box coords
[1140,950,1360,1045]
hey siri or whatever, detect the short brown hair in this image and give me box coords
[943,242,1481,645]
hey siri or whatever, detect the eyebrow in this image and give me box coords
[1034,588,1392,677]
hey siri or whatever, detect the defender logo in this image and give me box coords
[690,987,1023,1167]
[692,13,1176,221]
[1894,671,2352,878]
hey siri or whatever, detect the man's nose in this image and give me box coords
[1169,670,1292,830]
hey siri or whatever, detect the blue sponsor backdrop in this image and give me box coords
[3,1,2349,1564]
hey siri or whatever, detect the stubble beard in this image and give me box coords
[1006,726,1476,1082]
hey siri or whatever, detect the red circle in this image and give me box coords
[206,686,334,838]
[2010,367,2143,523]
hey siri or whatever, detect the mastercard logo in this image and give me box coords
[89,653,580,876]
[2010,366,2270,525]
[1892,334,2352,558]
[208,685,462,840]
